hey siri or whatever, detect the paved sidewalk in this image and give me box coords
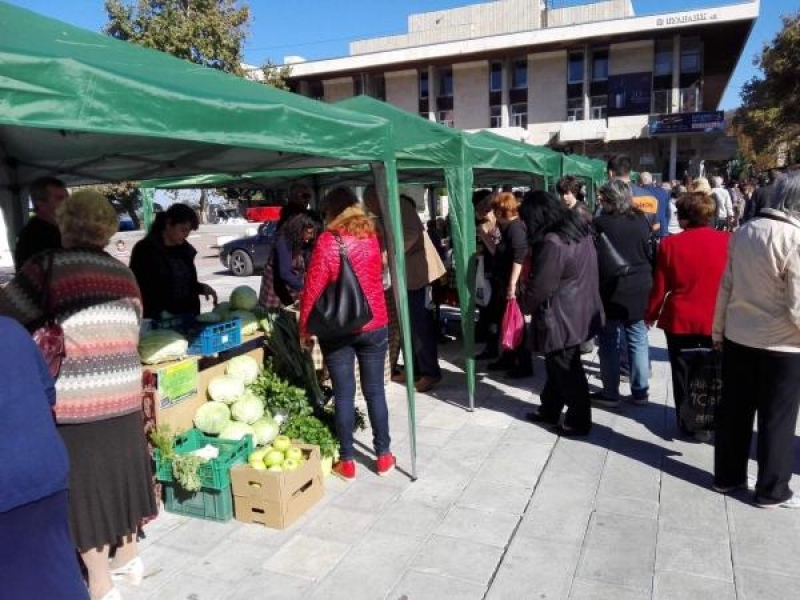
[121,330,800,600]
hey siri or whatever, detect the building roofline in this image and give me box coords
[287,1,759,78]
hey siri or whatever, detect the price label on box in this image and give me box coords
[157,358,199,408]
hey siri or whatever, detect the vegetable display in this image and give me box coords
[226,355,261,384]
[138,330,189,364]
[207,375,246,404]
[193,402,231,435]
[230,310,260,335]
[230,286,258,311]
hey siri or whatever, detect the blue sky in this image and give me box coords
[4,0,785,109]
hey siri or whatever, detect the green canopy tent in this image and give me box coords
[561,154,608,209]
[0,2,426,477]
[467,130,563,190]
[150,95,562,411]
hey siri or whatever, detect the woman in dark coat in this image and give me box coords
[522,191,604,436]
[130,203,217,319]
[593,179,653,407]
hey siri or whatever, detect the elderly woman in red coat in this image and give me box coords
[645,191,729,439]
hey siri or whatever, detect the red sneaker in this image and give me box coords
[376,453,396,476]
[332,459,356,481]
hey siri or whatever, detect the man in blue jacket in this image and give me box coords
[606,156,670,237]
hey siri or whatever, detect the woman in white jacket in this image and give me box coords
[712,172,799,508]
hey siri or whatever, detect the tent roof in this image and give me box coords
[467,130,562,183]
[0,1,393,188]
[561,154,607,186]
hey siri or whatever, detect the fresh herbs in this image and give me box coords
[266,312,325,408]
[281,415,340,459]
[248,362,313,422]
[150,425,176,460]
[171,454,204,492]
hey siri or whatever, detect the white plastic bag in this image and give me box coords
[475,255,492,307]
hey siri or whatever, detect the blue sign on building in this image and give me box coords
[649,111,725,135]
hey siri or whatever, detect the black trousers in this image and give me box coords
[539,345,591,431]
[715,339,800,504]
[665,332,713,431]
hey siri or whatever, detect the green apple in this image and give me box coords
[264,450,285,467]
[285,447,303,462]
[282,458,300,471]
[249,459,266,471]
[272,435,291,453]
[266,464,283,472]
[248,448,267,463]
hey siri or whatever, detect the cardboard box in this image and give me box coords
[231,444,324,529]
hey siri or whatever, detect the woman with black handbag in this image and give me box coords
[299,187,394,481]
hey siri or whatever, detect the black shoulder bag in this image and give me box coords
[594,231,630,281]
[307,234,373,340]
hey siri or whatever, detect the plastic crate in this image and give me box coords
[163,482,233,522]
[188,318,242,356]
[154,429,253,490]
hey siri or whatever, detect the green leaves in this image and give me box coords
[281,415,339,459]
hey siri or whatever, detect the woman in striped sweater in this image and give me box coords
[0,190,156,600]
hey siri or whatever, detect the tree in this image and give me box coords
[91,182,142,229]
[261,60,293,91]
[105,0,250,76]
[735,12,800,169]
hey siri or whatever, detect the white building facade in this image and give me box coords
[284,0,758,181]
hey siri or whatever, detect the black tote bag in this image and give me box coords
[307,234,372,340]
[594,231,630,281]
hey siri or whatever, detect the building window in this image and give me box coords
[680,84,701,112]
[567,97,584,121]
[654,39,673,76]
[437,67,453,98]
[680,38,702,74]
[591,49,608,82]
[490,62,502,92]
[419,71,429,99]
[568,51,584,85]
[511,59,527,89]
[652,89,671,114]
[510,103,527,128]
[490,105,502,128]
[353,74,364,96]
[308,80,324,100]
[590,95,607,120]
[369,74,386,101]
[437,109,454,128]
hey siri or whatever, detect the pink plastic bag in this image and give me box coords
[500,298,524,351]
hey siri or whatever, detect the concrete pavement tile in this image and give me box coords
[594,494,660,519]
[486,536,580,599]
[183,539,278,583]
[401,459,474,507]
[576,512,658,592]
[435,505,520,548]
[419,402,472,430]
[728,501,800,577]
[226,516,306,546]
[465,406,515,428]
[457,479,533,515]
[224,572,313,599]
[370,499,448,538]
[332,479,401,514]
[158,517,234,556]
[653,571,736,600]
[410,534,504,585]
[414,425,457,447]
[474,441,551,488]
[516,503,595,545]
[737,567,800,600]
[390,570,486,600]
[569,578,650,600]
[138,511,186,550]
[309,531,422,600]
[655,530,733,581]
[132,544,188,596]
[145,572,233,600]
[302,505,377,544]
[262,534,349,581]
[658,473,729,541]
[503,419,561,444]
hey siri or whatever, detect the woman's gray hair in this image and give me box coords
[598,179,634,215]
[769,172,800,218]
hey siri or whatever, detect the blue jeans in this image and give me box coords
[320,327,390,461]
[598,319,650,400]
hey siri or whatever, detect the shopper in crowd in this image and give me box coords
[300,187,394,480]
[523,192,603,435]
[130,203,217,319]
[474,189,500,357]
[260,212,321,309]
[487,191,532,378]
[277,181,315,229]
[711,176,734,231]
[14,176,68,270]
[556,175,593,225]
[712,172,800,508]
[0,190,157,600]
[692,176,712,196]
[639,171,672,237]
[607,156,668,237]
[592,179,653,407]
[0,317,88,600]
[738,179,756,223]
[744,168,783,221]
[645,192,729,440]
[667,183,684,235]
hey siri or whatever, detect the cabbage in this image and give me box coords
[251,417,280,446]
[230,310,259,335]
[231,395,265,424]
[206,375,245,404]
[226,355,261,384]
[219,421,255,442]
[193,402,231,435]
[230,286,258,311]
[138,330,189,364]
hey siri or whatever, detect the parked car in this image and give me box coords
[219,221,278,276]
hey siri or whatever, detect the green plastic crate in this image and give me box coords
[163,483,233,522]
[154,429,253,491]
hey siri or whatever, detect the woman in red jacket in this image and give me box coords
[299,187,394,480]
[645,192,729,438]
